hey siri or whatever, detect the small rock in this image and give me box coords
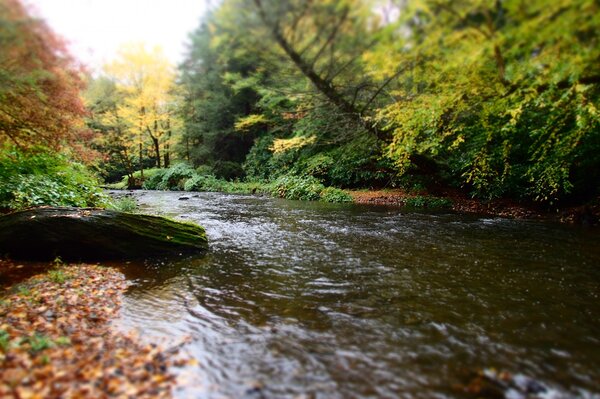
[178,197,190,201]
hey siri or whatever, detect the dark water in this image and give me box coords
[114,191,600,398]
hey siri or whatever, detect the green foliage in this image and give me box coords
[177,0,600,207]
[0,147,108,211]
[243,134,284,181]
[404,196,452,209]
[319,187,353,203]
[296,153,334,182]
[109,168,165,190]
[262,173,355,204]
[159,163,195,190]
[213,161,245,181]
[16,285,30,297]
[195,165,213,176]
[178,16,259,170]
[270,175,324,201]
[139,168,167,190]
[27,334,53,352]
[326,137,395,188]
[107,197,138,212]
[378,0,600,203]
[0,329,9,352]
[133,166,353,203]
[183,174,228,192]
[54,336,71,346]
[144,163,194,190]
[47,269,69,284]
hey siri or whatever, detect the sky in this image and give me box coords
[25,0,210,70]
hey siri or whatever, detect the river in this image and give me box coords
[112,190,600,398]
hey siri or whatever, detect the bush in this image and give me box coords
[140,168,167,190]
[327,136,394,188]
[109,168,164,190]
[213,161,245,180]
[243,134,298,181]
[0,148,107,211]
[404,196,452,209]
[117,165,354,204]
[184,174,228,192]
[107,197,138,212]
[270,175,324,201]
[156,163,196,190]
[294,153,334,181]
[319,187,353,203]
[195,164,213,176]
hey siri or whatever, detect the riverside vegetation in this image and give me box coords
[90,0,597,216]
[0,0,599,396]
[2,0,598,216]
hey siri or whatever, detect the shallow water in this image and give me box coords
[113,190,600,398]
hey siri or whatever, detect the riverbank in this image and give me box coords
[109,182,599,226]
[105,165,598,225]
[349,188,600,224]
[0,261,180,398]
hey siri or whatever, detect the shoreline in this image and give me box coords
[108,187,599,226]
[0,261,179,398]
[348,188,599,225]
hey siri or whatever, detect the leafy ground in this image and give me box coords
[0,261,182,398]
[349,189,538,218]
[349,189,600,224]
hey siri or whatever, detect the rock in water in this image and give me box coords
[0,207,208,260]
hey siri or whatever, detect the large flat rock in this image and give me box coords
[0,207,208,260]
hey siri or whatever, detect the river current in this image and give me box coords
[113,190,600,398]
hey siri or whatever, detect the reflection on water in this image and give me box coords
[113,191,600,398]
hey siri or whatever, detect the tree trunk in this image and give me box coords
[139,141,144,180]
[252,0,383,138]
[185,137,190,162]
[152,136,161,168]
[164,120,171,168]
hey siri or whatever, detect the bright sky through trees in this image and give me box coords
[26,0,208,69]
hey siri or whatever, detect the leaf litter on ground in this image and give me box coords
[0,261,186,398]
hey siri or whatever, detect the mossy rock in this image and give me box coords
[0,207,208,260]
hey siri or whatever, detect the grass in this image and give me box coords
[107,196,138,212]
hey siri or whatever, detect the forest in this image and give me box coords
[2,1,600,397]
[1,0,599,213]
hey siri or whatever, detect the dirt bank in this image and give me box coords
[348,189,599,225]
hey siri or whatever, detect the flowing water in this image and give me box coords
[113,190,600,398]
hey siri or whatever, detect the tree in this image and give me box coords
[0,0,86,150]
[105,43,179,174]
[377,0,600,201]
[84,76,136,183]
[179,0,599,203]
[178,15,260,179]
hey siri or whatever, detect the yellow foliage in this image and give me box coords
[270,136,316,154]
[102,43,182,160]
[234,114,268,132]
